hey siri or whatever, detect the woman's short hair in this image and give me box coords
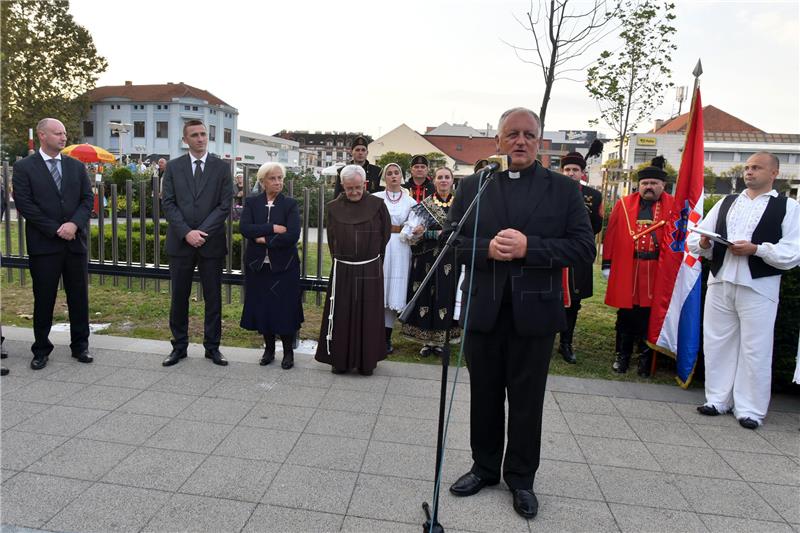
[257,162,285,184]
[340,164,366,182]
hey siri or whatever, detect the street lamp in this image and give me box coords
[108,122,132,165]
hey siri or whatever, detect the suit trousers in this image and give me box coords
[168,253,224,351]
[29,250,89,357]
[464,303,554,489]
[702,281,777,424]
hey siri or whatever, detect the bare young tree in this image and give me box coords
[504,0,620,133]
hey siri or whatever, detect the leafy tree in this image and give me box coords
[426,152,448,171]
[585,0,677,166]
[506,0,620,132]
[1,0,108,158]
[720,164,744,193]
[703,166,717,192]
[635,159,677,179]
[376,152,412,175]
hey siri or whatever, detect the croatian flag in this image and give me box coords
[648,87,705,388]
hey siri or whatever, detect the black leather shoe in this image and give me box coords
[558,343,577,364]
[420,345,432,357]
[738,417,759,430]
[511,489,539,519]
[260,349,275,366]
[449,472,499,497]
[162,349,187,367]
[1,367,9,376]
[72,350,93,364]
[205,349,228,366]
[697,405,719,416]
[30,355,48,370]
[358,368,373,376]
[281,353,294,370]
[331,367,347,374]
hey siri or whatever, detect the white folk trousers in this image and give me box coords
[702,281,778,424]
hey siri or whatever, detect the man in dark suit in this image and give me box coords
[333,136,382,197]
[12,118,94,370]
[161,119,233,366]
[447,108,596,519]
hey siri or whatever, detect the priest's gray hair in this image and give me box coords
[340,164,366,183]
[497,107,542,136]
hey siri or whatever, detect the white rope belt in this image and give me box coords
[327,255,381,353]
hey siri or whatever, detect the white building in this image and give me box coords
[238,130,300,171]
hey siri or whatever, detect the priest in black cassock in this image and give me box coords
[316,165,391,376]
[333,136,382,197]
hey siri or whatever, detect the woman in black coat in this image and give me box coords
[239,162,303,369]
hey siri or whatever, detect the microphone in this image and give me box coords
[482,154,509,174]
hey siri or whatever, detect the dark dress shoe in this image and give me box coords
[358,368,373,376]
[72,350,93,363]
[420,346,432,357]
[1,367,8,376]
[162,350,187,367]
[281,354,294,370]
[205,349,228,366]
[511,489,539,519]
[449,472,499,497]
[260,350,275,366]
[558,343,577,364]
[331,367,347,374]
[697,404,720,416]
[30,355,48,370]
[738,417,759,430]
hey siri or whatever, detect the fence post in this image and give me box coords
[316,183,325,306]
[3,162,13,283]
[301,188,310,304]
[111,183,119,286]
[139,180,147,290]
[152,176,162,293]
[125,180,133,289]
[97,182,105,285]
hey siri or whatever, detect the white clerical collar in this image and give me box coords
[508,171,521,180]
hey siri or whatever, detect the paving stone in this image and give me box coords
[691,424,783,454]
[762,410,800,432]
[0,375,37,394]
[371,414,471,451]
[14,405,108,437]
[564,411,637,440]
[717,449,800,485]
[179,455,280,503]
[26,438,135,481]
[540,431,586,462]
[117,389,196,417]
[1,430,68,470]
[552,391,617,414]
[439,486,534,532]
[361,440,472,483]
[2,468,19,482]
[669,402,741,428]
[676,475,783,521]
[329,372,390,393]
[262,463,358,514]
[148,372,221,396]
[0,400,49,430]
[380,393,469,423]
[542,408,570,434]
[215,426,300,462]
[3,380,86,404]
[386,376,468,400]
[576,435,661,471]
[319,388,385,414]
[242,504,344,533]
[305,409,377,439]
[45,482,169,533]
[535,459,604,501]
[347,473,435,523]
[626,417,709,447]
[759,429,800,457]
[177,395,255,424]
[698,514,794,532]
[646,442,740,480]
[42,363,116,384]
[144,418,234,454]
[101,447,206,491]
[609,503,708,533]
[60,384,141,411]
[524,494,618,532]
[751,482,800,524]
[96,367,166,389]
[287,433,368,472]
[141,493,255,533]
[239,401,315,432]
[340,516,420,533]
[542,390,558,411]
[611,397,684,421]
[591,465,691,510]
[203,377,271,402]
[279,367,337,389]
[78,412,170,445]
[1,472,91,528]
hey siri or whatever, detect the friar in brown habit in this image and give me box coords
[316,165,391,375]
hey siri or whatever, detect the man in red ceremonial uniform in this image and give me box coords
[602,156,674,376]
[402,154,435,203]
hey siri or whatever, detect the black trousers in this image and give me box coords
[616,306,651,354]
[559,298,582,345]
[29,250,89,357]
[168,253,224,351]
[464,303,554,489]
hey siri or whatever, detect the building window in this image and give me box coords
[109,120,120,137]
[634,149,657,164]
[704,151,734,162]
[192,106,198,111]
[133,121,145,138]
[224,128,232,144]
[184,105,190,111]
[209,125,216,141]
[156,121,168,138]
[83,121,94,137]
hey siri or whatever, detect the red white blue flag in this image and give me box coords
[648,87,705,388]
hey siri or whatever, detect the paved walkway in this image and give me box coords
[1,326,798,533]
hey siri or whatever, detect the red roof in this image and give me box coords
[654,105,762,134]
[423,135,497,165]
[86,82,232,107]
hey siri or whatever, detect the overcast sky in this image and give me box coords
[69,0,799,138]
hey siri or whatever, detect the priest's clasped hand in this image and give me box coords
[489,229,527,261]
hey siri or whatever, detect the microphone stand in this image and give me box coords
[399,169,498,533]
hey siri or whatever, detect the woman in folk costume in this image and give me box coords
[401,167,461,356]
[373,163,419,354]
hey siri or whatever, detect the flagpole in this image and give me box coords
[692,59,703,95]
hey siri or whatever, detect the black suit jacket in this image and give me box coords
[12,152,93,256]
[449,162,596,336]
[333,160,383,197]
[239,192,301,272]
[568,183,604,298]
[161,153,233,257]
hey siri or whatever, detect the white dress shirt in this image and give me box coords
[688,189,800,302]
[189,152,208,173]
[40,148,62,177]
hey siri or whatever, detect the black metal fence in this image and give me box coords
[1,162,330,304]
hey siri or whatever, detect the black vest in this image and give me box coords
[711,194,787,279]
